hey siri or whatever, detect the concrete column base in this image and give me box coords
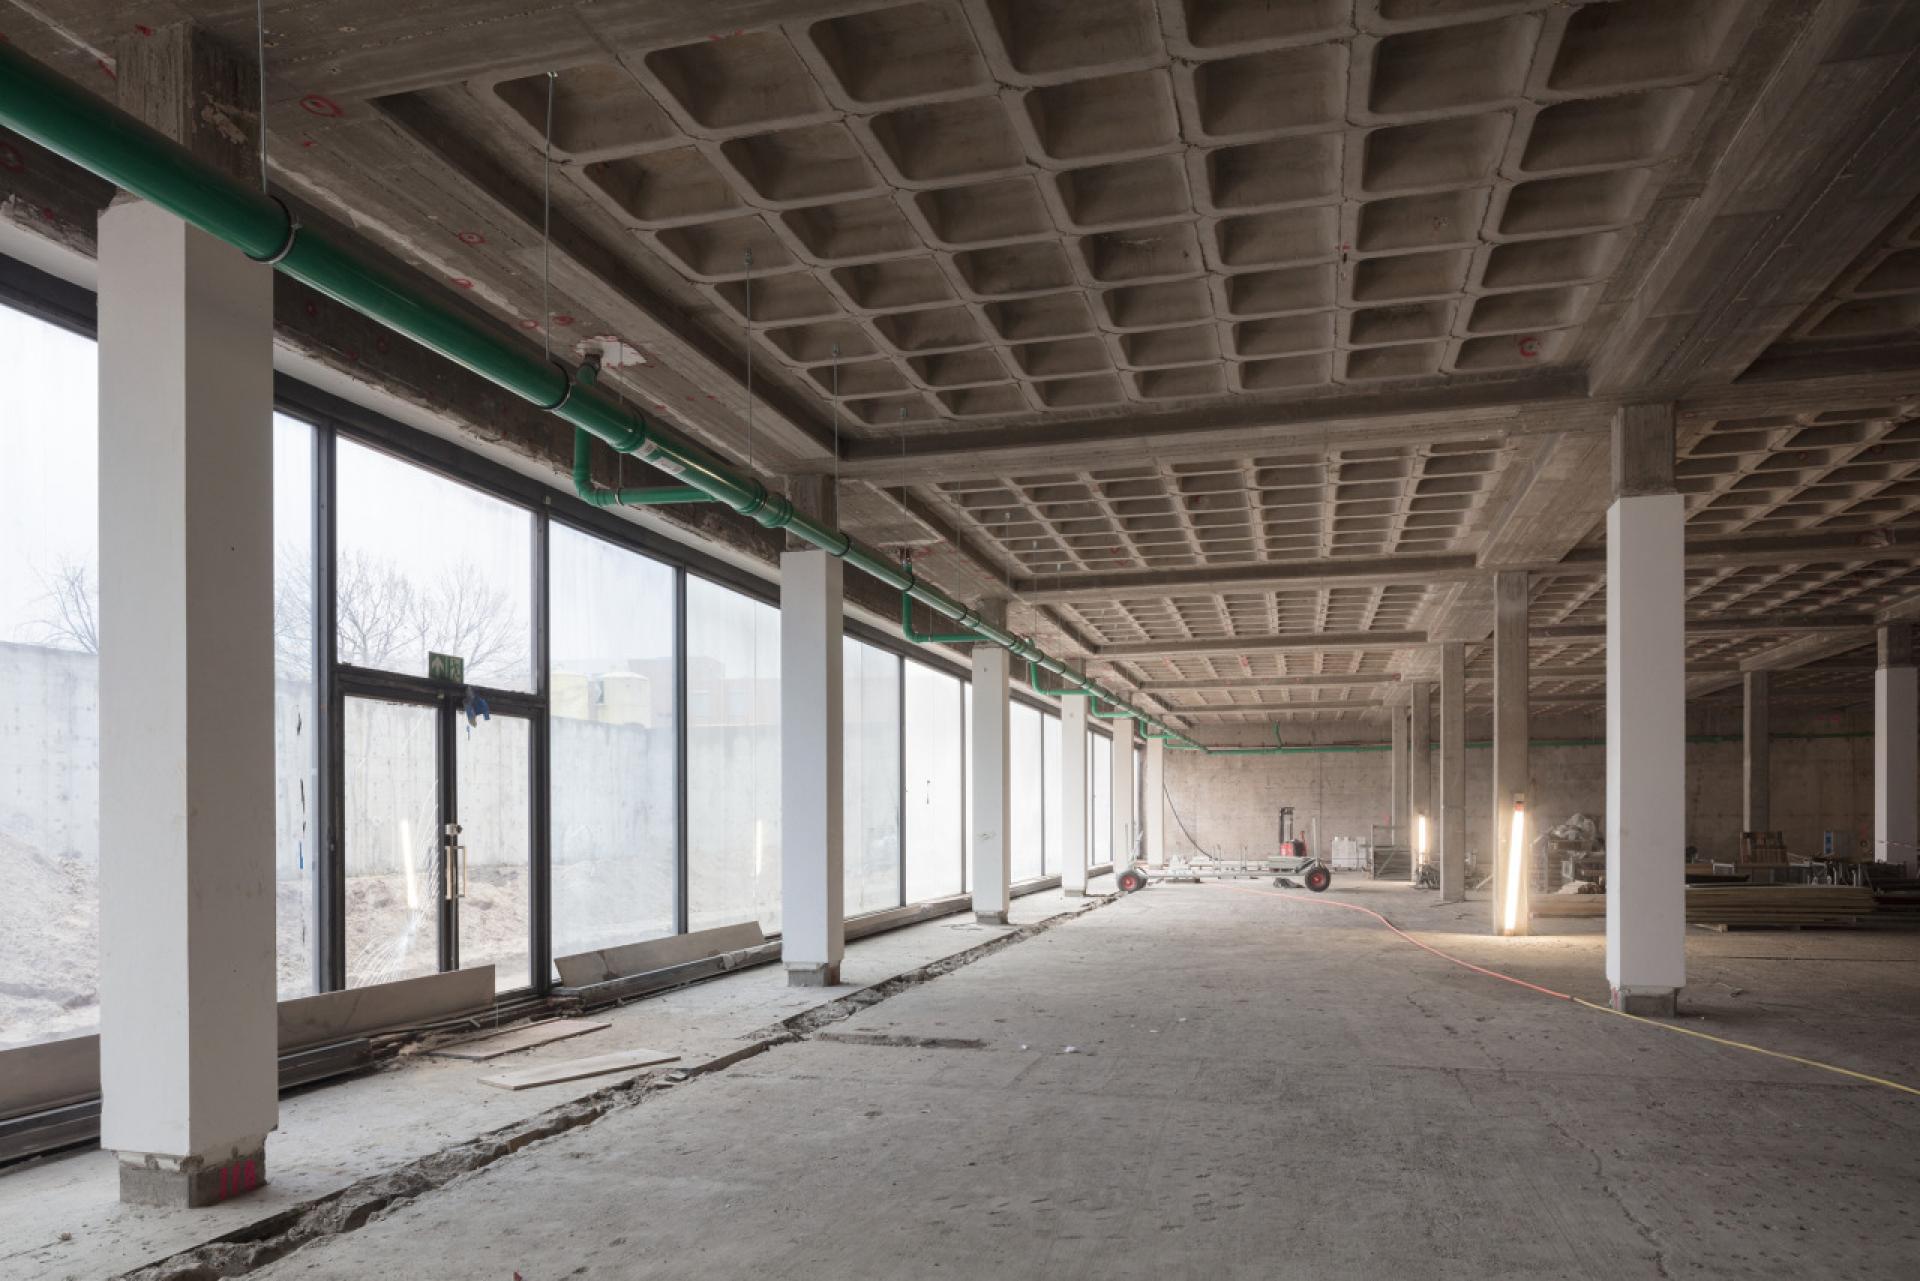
[786,963,840,988]
[1611,987,1679,1017]
[974,911,1008,925]
[1063,887,1086,898]
[117,1140,266,1208]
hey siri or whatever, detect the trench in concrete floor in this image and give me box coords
[2,884,1111,1281]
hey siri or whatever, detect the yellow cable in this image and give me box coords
[1569,996,1920,1098]
[1214,884,1920,1099]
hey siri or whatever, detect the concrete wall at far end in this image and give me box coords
[1161,736,1880,867]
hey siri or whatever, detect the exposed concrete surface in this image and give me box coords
[173,879,1920,1281]
[0,886,1103,1281]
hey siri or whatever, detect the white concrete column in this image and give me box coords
[779,549,844,986]
[1410,682,1432,882]
[1144,736,1166,865]
[1605,403,1685,1015]
[1875,623,1916,870]
[1390,711,1411,863]
[1109,715,1136,870]
[1743,670,1771,835]
[1491,569,1531,935]
[1438,642,1467,904]
[97,202,277,1205]
[1061,688,1090,894]
[970,614,1012,923]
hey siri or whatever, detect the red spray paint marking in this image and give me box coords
[97,58,116,79]
[450,277,474,289]
[456,230,486,246]
[134,23,154,36]
[1516,335,1541,359]
[300,94,344,118]
[550,314,574,327]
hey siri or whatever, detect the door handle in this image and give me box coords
[442,822,464,901]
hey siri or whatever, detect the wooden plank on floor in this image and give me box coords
[427,1018,611,1061]
[478,1048,681,1091]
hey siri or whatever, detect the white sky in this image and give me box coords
[0,303,314,643]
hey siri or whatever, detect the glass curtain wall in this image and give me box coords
[549,523,678,960]
[334,439,534,690]
[0,303,103,1050]
[844,640,902,916]
[2,277,1062,1050]
[1090,732,1112,868]
[0,306,316,1049]
[962,680,972,893]
[1009,703,1044,882]
[686,578,782,932]
[904,660,963,901]
[1042,712,1063,875]
[272,415,318,998]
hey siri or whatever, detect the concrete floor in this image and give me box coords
[2,886,1102,1281]
[130,878,1920,1281]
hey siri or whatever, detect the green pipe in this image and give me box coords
[0,46,1255,752]
[900,591,980,645]
[1089,697,1142,721]
[1028,661,1096,698]
[572,428,715,507]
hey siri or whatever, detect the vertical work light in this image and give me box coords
[1500,794,1527,934]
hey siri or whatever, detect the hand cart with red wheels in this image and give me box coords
[1116,850,1332,894]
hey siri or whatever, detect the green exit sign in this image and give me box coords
[428,652,466,684]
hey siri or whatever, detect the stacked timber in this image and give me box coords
[1685,885,1874,929]
[1533,886,1877,927]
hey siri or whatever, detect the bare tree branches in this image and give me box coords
[20,557,98,654]
[30,548,527,685]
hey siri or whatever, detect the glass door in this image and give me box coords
[339,689,535,993]
[342,694,445,989]
[454,711,533,991]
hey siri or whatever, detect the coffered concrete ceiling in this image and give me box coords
[5,0,1920,739]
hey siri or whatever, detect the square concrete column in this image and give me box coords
[98,206,278,1201]
[779,548,844,986]
[1743,670,1771,834]
[1390,710,1411,857]
[1143,735,1166,866]
[1875,623,1916,869]
[1109,714,1136,869]
[970,604,1012,924]
[1061,682,1090,894]
[1605,403,1685,1014]
[1490,569,1531,935]
[1438,643,1467,904]
[1410,682,1432,881]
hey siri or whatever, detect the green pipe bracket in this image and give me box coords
[572,428,717,508]
[1028,660,1097,698]
[900,588,981,646]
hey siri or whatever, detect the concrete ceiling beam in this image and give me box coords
[1095,631,1428,660]
[1535,616,1874,640]
[1589,0,1920,393]
[1687,629,1877,697]
[1136,673,1405,693]
[1016,553,1480,603]
[1014,529,1920,602]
